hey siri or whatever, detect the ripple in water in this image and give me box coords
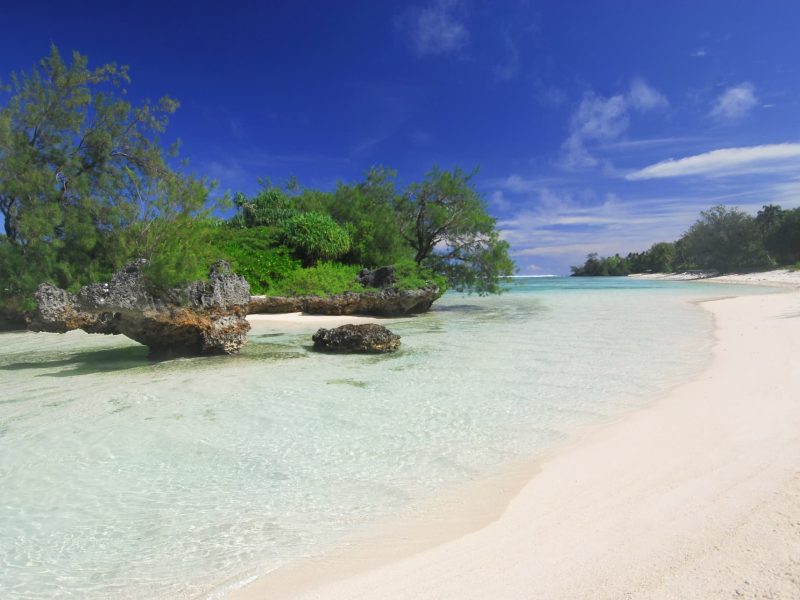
[0,278,772,598]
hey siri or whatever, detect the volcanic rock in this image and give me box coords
[356,266,396,289]
[312,324,401,354]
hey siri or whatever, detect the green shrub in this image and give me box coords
[282,212,351,265]
[209,225,300,294]
[392,258,448,292]
[233,187,298,228]
[139,217,216,292]
[272,262,363,297]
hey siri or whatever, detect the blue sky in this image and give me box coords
[2,1,800,274]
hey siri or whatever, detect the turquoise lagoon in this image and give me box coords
[0,278,771,598]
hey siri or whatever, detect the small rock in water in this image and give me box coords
[312,324,400,354]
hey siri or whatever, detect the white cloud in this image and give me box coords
[490,190,510,211]
[561,133,600,169]
[572,93,629,141]
[626,143,800,180]
[398,0,469,57]
[560,80,668,169]
[691,48,707,57]
[628,79,669,111]
[502,175,536,193]
[710,82,758,121]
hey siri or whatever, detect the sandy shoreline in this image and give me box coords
[230,275,800,599]
[629,267,800,288]
[246,312,387,329]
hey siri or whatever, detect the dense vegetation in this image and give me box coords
[571,204,800,276]
[0,48,514,320]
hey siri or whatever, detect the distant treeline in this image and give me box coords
[571,204,800,276]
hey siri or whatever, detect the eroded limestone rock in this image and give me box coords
[249,285,441,317]
[30,260,250,358]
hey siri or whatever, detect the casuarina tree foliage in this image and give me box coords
[0,45,213,309]
[394,167,514,294]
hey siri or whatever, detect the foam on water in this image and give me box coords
[0,278,771,598]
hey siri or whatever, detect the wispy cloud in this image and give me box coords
[498,191,700,263]
[560,79,669,169]
[490,190,510,211]
[536,85,567,108]
[691,48,707,57]
[627,79,669,111]
[203,159,250,190]
[351,132,394,156]
[600,136,705,152]
[626,143,800,180]
[491,174,567,193]
[397,0,469,57]
[710,82,758,121]
[493,32,520,81]
[228,118,245,140]
[409,129,432,145]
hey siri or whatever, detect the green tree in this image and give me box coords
[647,242,675,272]
[756,204,784,240]
[759,205,800,265]
[394,166,514,293]
[679,205,771,272]
[0,45,212,307]
[329,167,409,267]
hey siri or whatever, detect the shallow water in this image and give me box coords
[0,278,772,599]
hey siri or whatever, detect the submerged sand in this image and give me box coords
[232,276,800,599]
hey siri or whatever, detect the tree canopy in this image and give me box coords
[680,205,769,272]
[225,166,515,295]
[394,167,514,293]
[0,45,212,307]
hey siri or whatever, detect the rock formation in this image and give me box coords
[356,265,397,289]
[30,260,251,357]
[249,285,440,316]
[312,323,401,353]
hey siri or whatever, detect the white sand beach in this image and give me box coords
[233,276,800,599]
[630,268,800,288]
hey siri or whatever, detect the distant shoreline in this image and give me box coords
[230,279,800,599]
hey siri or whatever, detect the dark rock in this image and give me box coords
[357,266,396,289]
[248,285,441,317]
[0,304,31,331]
[312,324,400,353]
[30,260,250,357]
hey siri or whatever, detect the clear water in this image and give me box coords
[0,278,771,599]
